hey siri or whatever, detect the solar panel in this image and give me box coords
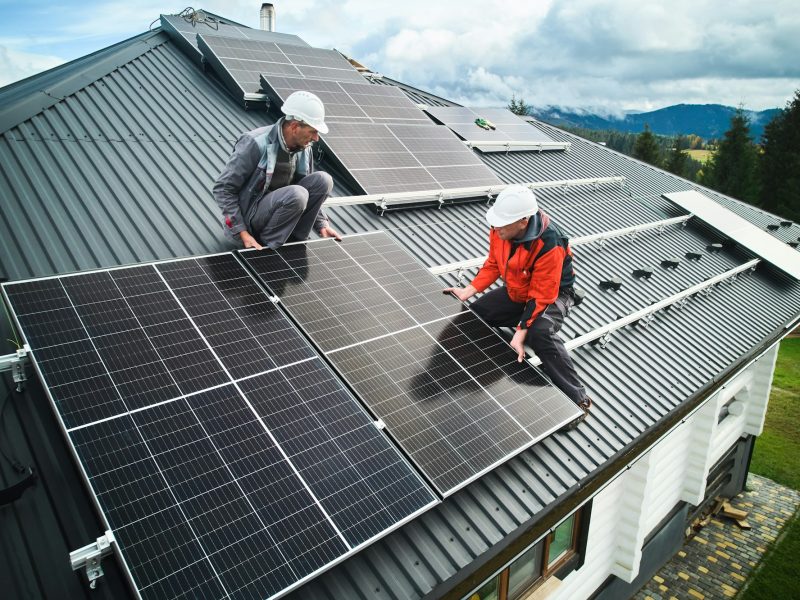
[160,13,309,64]
[242,233,582,495]
[198,34,363,100]
[664,190,800,280]
[260,75,431,125]
[321,122,502,195]
[2,254,437,599]
[425,106,564,152]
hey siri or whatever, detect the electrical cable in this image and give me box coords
[0,381,25,473]
[0,375,37,505]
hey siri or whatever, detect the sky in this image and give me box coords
[1,0,798,116]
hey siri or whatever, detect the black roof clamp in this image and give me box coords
[661,258,680,269]
[685,252,702,261]
[599,276,623,291]
[632,268,654,279]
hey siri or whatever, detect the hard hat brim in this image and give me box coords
[485,205,518,228]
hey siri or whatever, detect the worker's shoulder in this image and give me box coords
[237,124,276,149]
[538,220,569,250]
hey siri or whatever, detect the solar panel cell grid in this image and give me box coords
[425,105,560,147]
[242,233,583,495]
[2,251,438,599]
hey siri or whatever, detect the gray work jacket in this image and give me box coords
[213,121,319,240]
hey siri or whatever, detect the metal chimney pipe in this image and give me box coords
[260,3,276,31]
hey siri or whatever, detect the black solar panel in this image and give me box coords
[321,122,501,195]
[260,75,431,125]
[425,106,562,151]
[242,233,582,495]
[2,254,437,599]
[198,34,363,98]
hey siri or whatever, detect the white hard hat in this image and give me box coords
[281,90,328,134]
[485,185,539,227]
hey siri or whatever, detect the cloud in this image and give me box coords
[1,0,797,112]
[0,44,63,86]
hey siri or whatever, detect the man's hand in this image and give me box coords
[320,225,342,241]
[510,328,528,362]
[240,230,263,250]
[443,284,478,302]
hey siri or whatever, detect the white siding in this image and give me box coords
[547,341,779,600]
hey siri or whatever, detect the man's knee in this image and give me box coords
[527,318,555,352]
[304,171,333,194]
[280,185,309,212]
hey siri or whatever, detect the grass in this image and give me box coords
[686,149,713,164]
[738,337,800,600]
[748,337,800,489]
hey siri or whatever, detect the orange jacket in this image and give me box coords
[471,212,575,328]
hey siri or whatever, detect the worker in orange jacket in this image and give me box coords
[445,185,591,418]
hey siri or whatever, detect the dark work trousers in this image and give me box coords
[249,171,333,249]
[471,286,588,405]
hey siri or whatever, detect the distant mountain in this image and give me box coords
[530,104,780,140]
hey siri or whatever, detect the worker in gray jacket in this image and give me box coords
[214,90,340,250]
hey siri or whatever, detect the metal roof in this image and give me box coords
[1,16,799,600]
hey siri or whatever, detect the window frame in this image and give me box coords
[468,507,587,600]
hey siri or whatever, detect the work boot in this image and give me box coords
[561,396,593,431]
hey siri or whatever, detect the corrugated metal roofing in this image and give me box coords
[1,18,798,600]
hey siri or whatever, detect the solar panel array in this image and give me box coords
[198,34,362,97]
[2,254,437,600]
[160,14,309,62]
[260,75,430,124]
[322,122,503,194]
[425,106,563,152]
[242,233,582,495]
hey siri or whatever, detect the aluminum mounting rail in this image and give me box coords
[463,140,572,152]
[428,215,690,276]
[528,258,761,366]
[325,176,626,208]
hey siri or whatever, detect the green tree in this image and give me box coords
[665,135,689,177]
[633,124,661,166]
[507,94,530,116]
[759,90,800,222]
[702,108,760,204]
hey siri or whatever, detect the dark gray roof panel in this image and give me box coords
[0,41,265,281]
[2,20,799,600]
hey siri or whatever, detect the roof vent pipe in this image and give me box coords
[260,3,276,31]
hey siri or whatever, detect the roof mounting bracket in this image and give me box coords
[456,267,468,285]
[437,192,446,209]
[70,531,115,590]
[639,313,656,328]
[0,346,30,392]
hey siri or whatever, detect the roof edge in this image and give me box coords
[427,319,796,600]
[0,29,169,134]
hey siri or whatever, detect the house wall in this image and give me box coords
[545,342,779,600]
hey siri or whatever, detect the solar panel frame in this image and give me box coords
[241,233,583,496]
[664,190,800,280]
[319,121,502,196]
[198,35,365,101]
[159,14,310,65]
[2,252,438,600]
[425,106,564,152]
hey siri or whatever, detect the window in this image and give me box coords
[717,396,738,423]
[466,508,586,600]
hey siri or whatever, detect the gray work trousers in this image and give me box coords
[471,286,588,404]
[249,171,333,249]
